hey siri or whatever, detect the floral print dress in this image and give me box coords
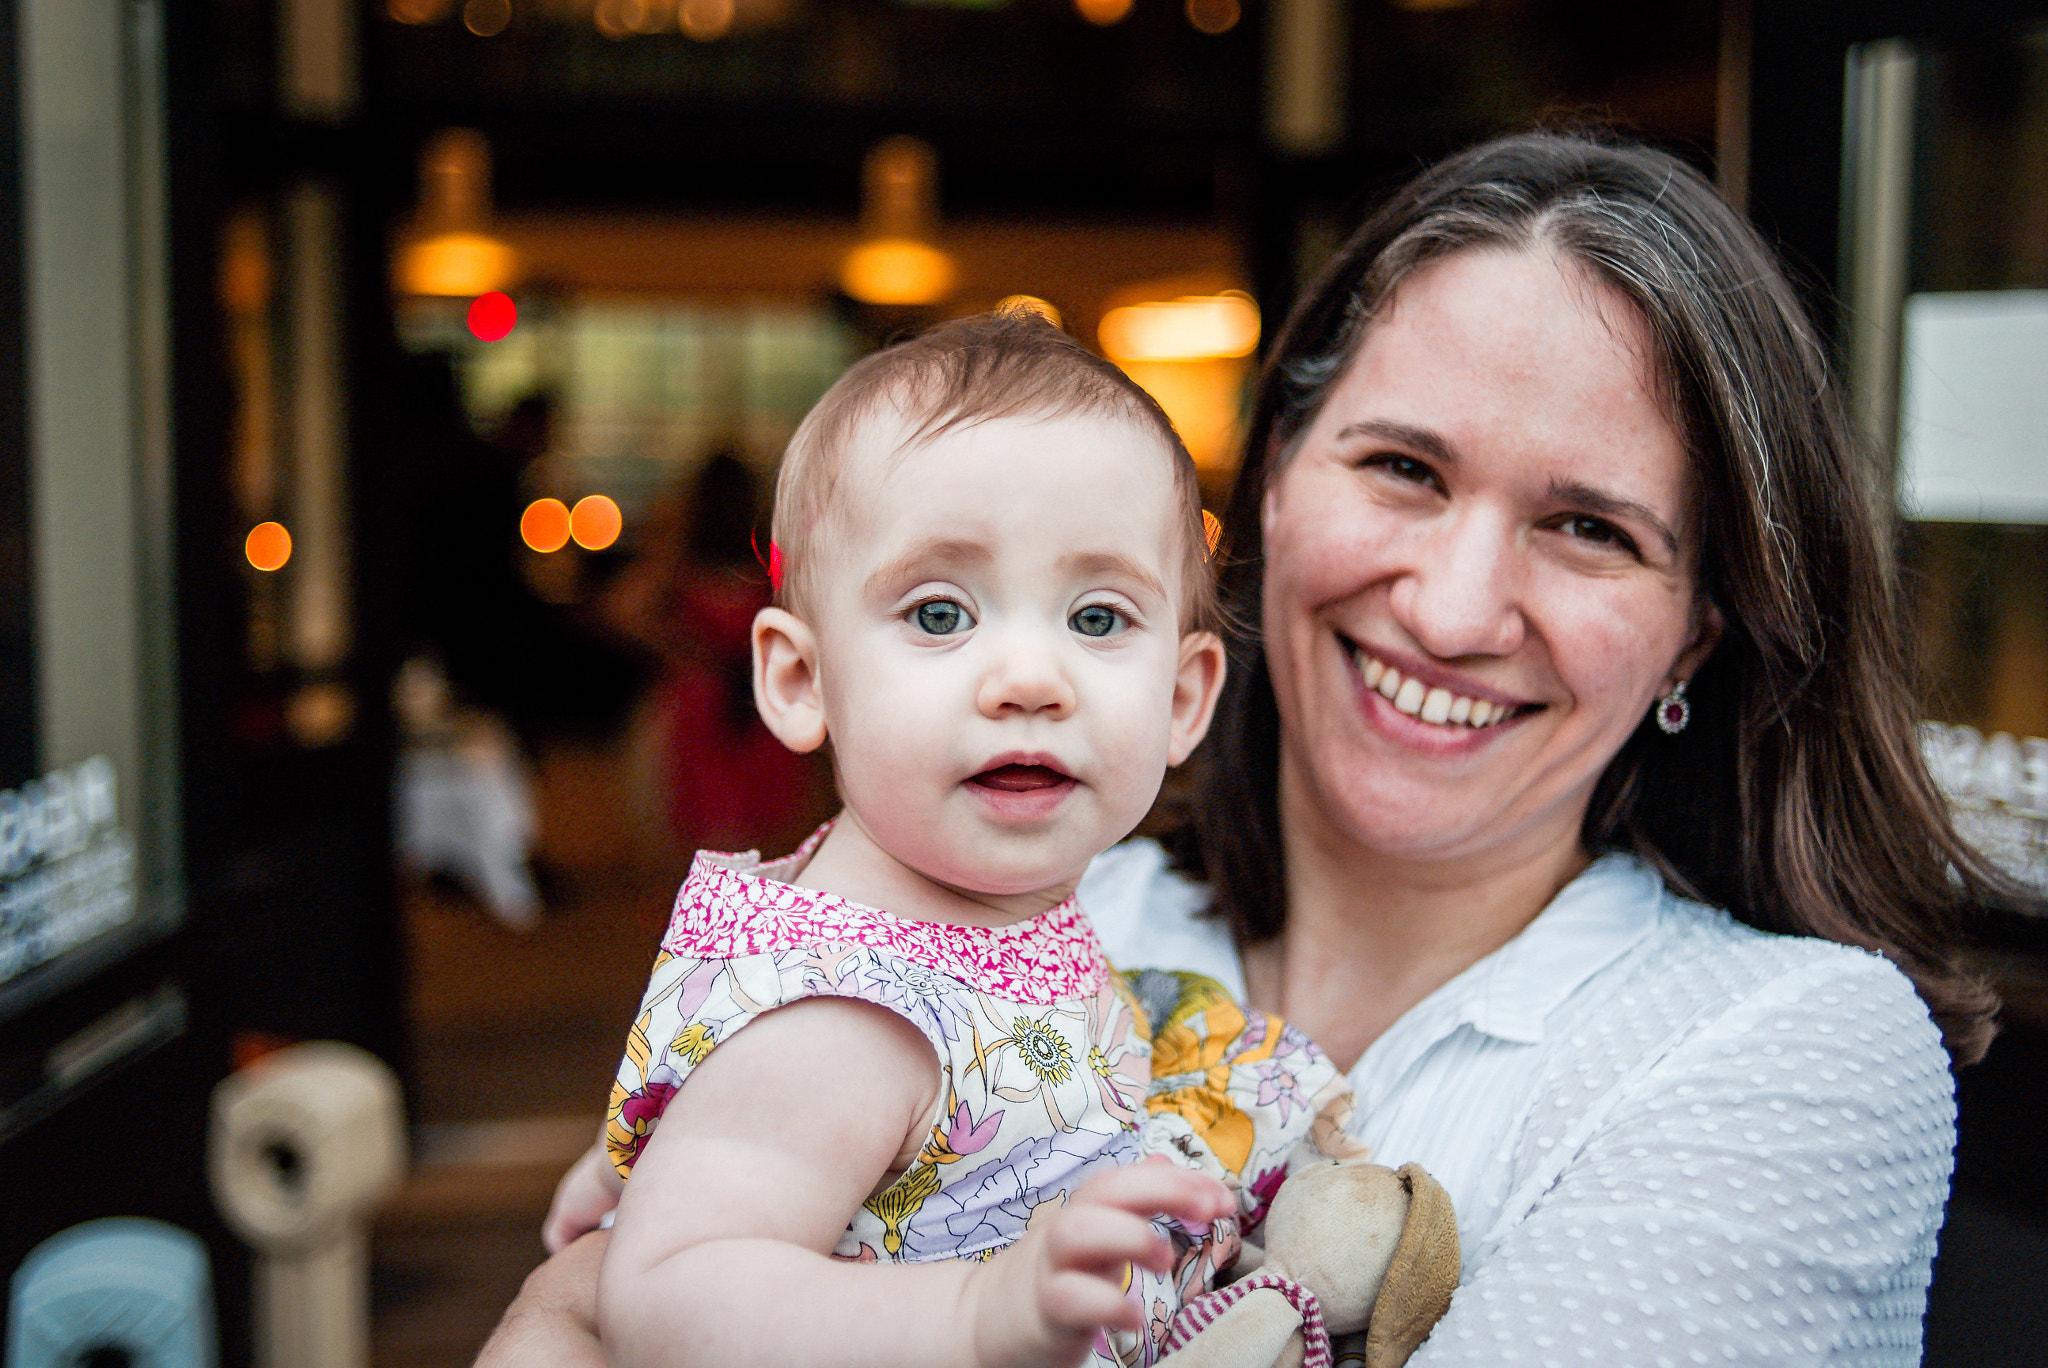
[607,835,1359,1366]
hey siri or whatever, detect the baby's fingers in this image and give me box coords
[1040,1267,1143,1336]
[1071,1155,1234,1226]
[1043,1199,1176,1277]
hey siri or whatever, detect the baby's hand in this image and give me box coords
[968,1156,1234,1368]
[543,1140,625,1254]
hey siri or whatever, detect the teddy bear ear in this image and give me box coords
[1361,1164,1460,1368]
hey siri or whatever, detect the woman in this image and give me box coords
[479,131,2009,1366]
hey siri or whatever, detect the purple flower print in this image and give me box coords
[946,1097,1004,1157]
[908,1125,1130,1261]
[865,955,976,1044]
[1252,1061,1303,1127]
[671,958,724,1020]
[1243,1165,1286,1240]
[918,1090,1007,1169]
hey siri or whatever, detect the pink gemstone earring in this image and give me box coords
[1656,679,1691,734]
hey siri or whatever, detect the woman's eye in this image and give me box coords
[1561,515,1639,555]
[1070,605,1125,638]
[1365,453,1441,489]
[913,600,973,635]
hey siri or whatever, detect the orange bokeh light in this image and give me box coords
[521,498,572,552]
[1185,0,1239,34]
[246,521,293,571]
[570,495,623,551]
[1074,0,1133,23]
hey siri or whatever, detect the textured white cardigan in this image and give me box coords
[1082,842,1955,1367]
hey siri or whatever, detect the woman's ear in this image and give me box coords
[1167,631,1228,766]
[1669,598,1725,692]
[752,607,828,754]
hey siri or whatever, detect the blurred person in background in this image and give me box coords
[412,378,646,752]
[601,448,827,861]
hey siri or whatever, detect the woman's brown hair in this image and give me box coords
[1176,131,2010,1065]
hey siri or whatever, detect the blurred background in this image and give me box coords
[3,0,2047,1364]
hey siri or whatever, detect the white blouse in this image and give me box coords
[1081,841,1956,1367]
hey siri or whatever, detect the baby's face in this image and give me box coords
[804,407,1213,898]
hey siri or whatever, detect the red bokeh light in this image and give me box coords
[467,291,517,341]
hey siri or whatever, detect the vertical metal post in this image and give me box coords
[1842,39,1917,463]
[1265,0,1347,157]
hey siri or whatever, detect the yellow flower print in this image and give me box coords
[1144,972,1278,1178]
[988,1011,1088,1132]
[669,1021,717,1065]
[863,1163,942,1255]
[1011,1015,1075,1085]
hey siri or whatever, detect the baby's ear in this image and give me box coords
[1167,631,1227,766]
[752,607,828,754]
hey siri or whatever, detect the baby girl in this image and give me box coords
[586,309,1344,1368]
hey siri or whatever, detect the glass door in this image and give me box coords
[0,0,178,1028]
[1841,22,2048,903]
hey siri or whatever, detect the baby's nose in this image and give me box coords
[975,635,1076,718]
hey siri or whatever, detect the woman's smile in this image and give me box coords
[1339,634,1531,730]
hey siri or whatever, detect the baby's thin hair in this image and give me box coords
[771,307,1218,630]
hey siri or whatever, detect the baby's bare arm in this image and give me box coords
[595,996,1232,1368]
[596,995,960,1366]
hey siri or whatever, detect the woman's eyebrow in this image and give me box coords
[1548,477,1680,555]
[1335,418,1458,466]
[864,536,991,595]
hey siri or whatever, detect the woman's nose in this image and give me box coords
[975,628,1076,719]
[1388,511,1527,660]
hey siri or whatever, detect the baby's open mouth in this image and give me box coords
[969,764,1072,792]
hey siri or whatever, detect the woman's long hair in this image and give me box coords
[1176,131,2010,1065]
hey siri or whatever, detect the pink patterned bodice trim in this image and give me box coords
[661,830,1110,1005]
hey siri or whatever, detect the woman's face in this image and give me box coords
[1261,246,1720,875]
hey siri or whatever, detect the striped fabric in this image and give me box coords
[1161,1269,1331,1368]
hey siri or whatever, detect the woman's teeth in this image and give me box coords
[1358,652,1511,728]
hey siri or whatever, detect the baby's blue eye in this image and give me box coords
[914,600,972,635]
[1070,605,1124,638]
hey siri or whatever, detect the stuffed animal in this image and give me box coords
[1155,1160,1459,1368]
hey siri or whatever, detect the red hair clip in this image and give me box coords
[752,528,783,591]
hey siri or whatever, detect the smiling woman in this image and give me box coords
[1193,133,2009,1067]
[1259,248,1718,908]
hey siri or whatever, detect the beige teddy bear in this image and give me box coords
[1155,1160,1459,1368]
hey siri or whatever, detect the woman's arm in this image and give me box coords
[1406,954,1954,1366]
[472,1230,609,1368]
[597,994,1232,1368]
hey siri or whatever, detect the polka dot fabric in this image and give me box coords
[1080,844,1959,1368]
[1405,937,1953,1367]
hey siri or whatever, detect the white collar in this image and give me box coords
[1358,853,1668,1080]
